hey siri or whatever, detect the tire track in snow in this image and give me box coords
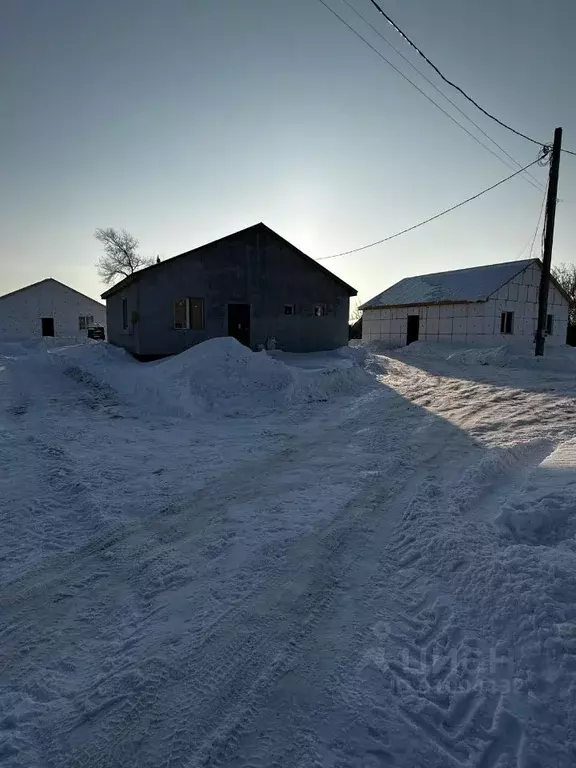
[201,419,484,767]
[363,438,558,767]
[381,594,524,768]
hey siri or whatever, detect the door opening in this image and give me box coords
[406,314,419,345]
[41,317,55,337]
[227,304,251,347]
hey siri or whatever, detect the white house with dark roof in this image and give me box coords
[0,278,106,340]
[361,259,569,347]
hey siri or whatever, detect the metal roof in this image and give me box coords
[361,259,538,309]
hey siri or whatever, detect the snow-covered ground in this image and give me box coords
[1,338,576,767]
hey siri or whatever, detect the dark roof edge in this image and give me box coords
[0,277,105,306]
[101,222,264,298]
[102,223,357,299]
[362,299,481,310]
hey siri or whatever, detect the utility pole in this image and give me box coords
[535,127,563,356]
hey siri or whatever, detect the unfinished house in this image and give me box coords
[361,259,569,347]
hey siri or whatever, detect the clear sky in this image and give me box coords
[2,0,575,304]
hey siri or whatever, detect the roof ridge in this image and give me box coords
[102,223,356,299]
[0,277,104,305]
[361,259,539,310]
[396,257,537,282]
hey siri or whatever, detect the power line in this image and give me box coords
[339,0,544,192]
[366,0,576,157]
[318,158,542,260]
[531,183,548,260]
[314,0,542,180]
[514,182,548,260]
[365,0,548,147]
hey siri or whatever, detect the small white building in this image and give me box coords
[0,278,106,340]
[362,259,569,347]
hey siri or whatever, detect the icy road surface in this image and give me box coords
[1,340,576,767]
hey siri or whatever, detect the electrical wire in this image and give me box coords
[365,0,576,157]
[531,185,548,260]
[515,181,548,260]
[314,0,543,179]
[339,0,544,192]
[365,0,554,149]
[317,158,542,260]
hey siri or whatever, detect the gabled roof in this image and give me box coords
[101,223,357,299]
[361,259,540,309]
[0,278,105,307]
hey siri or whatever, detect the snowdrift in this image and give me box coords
[398,340,576,372]
[497,440,576,545]
[49,338,374,416]
[151,337,297,414]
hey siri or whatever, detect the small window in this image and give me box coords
[174,298,189,329]
[546,314,554,335]
[313,304,325,317]
[190,299,204,330]
[79,316,86,331]
[284,304,295,315]
[174,299,205,330]
[500,311,514,335]
[122,298,128,330]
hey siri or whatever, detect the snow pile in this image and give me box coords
[497,440,576,545]
[150,337,298,414]
[271,346,374,402]
[50,338,297,416]
[398,340,576,372]
[50,338,374,416]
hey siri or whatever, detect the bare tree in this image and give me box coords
[552,262,576,324]
[349,298,362,324]
[94,227,153,284]
[349,298,363,339]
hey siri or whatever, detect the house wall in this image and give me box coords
[0,280,106,340]
[106,228,351,357]
[106,280,141,355]
[250,226,350,353]
[362,262,569,347]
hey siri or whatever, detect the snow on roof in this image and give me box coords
[361,259,537,309]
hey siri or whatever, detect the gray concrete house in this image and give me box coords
[102,223,357,358]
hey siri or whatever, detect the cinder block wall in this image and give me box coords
[362,263,569,346]
[0,281,105,340]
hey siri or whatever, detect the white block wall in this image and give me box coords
[0,279,106,340]
[363,263,569,347]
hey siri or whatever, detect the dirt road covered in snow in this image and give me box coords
[1,339,576,767]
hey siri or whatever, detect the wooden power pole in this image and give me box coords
[535,127,563,356]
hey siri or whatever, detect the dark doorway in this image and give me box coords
[227,304,251,347]
[406,314,419,345]
[41,317,55,337]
